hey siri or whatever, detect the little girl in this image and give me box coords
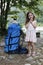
[25,12,37,56]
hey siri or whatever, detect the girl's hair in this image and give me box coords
[25,12,35,25]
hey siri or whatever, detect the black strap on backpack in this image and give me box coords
[7,33,21,53]
[8,33,12,53]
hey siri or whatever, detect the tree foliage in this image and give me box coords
[0,0,43,35]
[11,0,43,15]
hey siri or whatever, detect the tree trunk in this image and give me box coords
[5,0,11,20]
[0,0,11,35]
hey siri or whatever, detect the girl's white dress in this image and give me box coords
[25,20,37,43]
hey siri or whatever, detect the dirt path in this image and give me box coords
[0,38,43,65]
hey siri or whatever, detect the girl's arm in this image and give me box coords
[30,20,37,28]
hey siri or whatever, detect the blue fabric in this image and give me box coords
[4,44,19,52]
[4,23,21,52]
[8,23,21,36]
[5,37,20,45]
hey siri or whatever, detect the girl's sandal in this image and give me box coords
[32,52,36,57]
[27,52,31,57]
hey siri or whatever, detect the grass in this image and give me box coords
[37,22,43,26]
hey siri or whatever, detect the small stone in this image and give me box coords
[8,55,14,59]
[37,62,41,65]
[33,56,39,59]
[36,60,41,65]
[32,62,37,65]
[31,61,36,64]
[40,47,43,50]
[36,52,40,55]
[36,52,42,56]
[39,59,43,62]
[25,57,33,61]
[25,63,31,65]
[39,55,43,58]
[0,56,6,59]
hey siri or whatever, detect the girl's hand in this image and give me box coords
[30,21,32,23]
[31,21,37,28]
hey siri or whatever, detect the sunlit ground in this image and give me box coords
[0,36,43,65]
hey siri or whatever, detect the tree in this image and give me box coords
[0,0,11,35]
[0,0,43,35]
[11,0,43,15]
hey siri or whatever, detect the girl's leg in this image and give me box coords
[31,42,36,56]
[27,42,31,56]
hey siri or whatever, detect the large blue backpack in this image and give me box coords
[4,23,21,53]
[4,23,28,54]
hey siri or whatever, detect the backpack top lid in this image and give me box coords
[7,23,21,37]
[8,23,21,30]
